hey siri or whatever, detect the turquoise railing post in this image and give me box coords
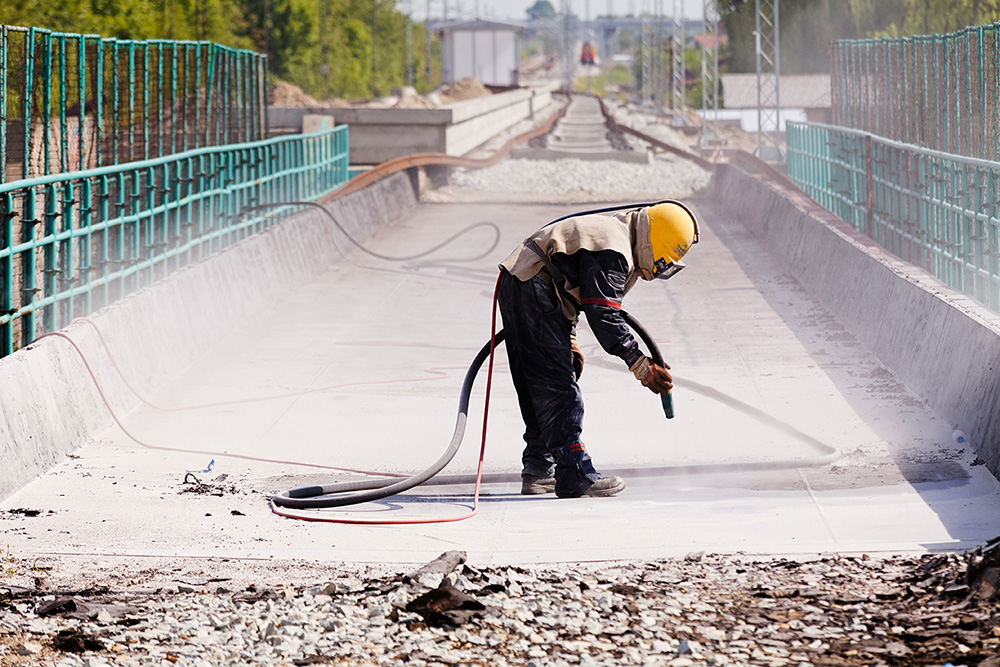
[1,192,12,354]
[76,35,85,172]
[171,42,180,155]
[1,26,8,185]
[21,187,37,344]
[96,173,109,308]
[58,33,68,174]
[41,30,52,177]
[144,163,155,281]
[113,171,125,300]
[22,28,35,181]
[193,43,202,153]
[59,179,76,325]
[41,183,57,331]
[204,44,216,147]
[223,149,234,247]
[155,41,163,158]
[127,43,135,161]
[79,177,93,315]
[987,170,999,307]
[179,156,192,266]
[195,151,206,260]
[142,43,150,161]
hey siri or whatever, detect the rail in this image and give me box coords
[1,126,348,357]
[786,120,1000,312]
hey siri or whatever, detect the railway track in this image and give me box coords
[323,92,742,203]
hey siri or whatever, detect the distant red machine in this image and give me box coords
[580,42,595,65]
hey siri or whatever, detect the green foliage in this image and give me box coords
[572,63,633,100]
[1,0,441,100]
[718,0,1000,74]
[526,0,556,21]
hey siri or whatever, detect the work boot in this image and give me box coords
[520,474,556,495]
[557,475,626,498]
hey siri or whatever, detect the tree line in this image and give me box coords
[0,0,436,100]
[719,0,1000,74]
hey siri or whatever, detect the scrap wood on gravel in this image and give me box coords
[3,544,1000,666]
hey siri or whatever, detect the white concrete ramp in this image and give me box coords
[3,188,1000,566]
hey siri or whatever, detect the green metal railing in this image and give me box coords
[831,23,1000,161]
[1,25,267,184]
[787,121,1000,312]
[0,126,349,357]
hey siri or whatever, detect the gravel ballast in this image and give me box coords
[440,156,711,200]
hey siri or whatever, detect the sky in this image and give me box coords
[406,0,709,22]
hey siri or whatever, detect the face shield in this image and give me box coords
[652,256,686,280]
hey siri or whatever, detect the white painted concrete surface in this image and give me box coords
[713,165,1000,472]
[4,180,1000,566]
[0,173,418,501]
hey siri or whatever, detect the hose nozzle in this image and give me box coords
[661,391,674,420]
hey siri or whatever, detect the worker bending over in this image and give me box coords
[497,201,699,498]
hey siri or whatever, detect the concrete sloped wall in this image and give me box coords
[0,172,419,501]
[713,164,1000,472]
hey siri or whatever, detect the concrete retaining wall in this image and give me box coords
[269,85,558,164]
[0,172,419,502]
[713,164,1000,473]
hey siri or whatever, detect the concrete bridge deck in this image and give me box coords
[3,167,1000,567]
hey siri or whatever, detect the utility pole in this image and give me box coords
[755,0,782,162]
[670,0,686,125]
[426,0,432,86]
[640,0,651,106]
[405,0,414,85]
[563,0,573,90]
[699,0,719,149]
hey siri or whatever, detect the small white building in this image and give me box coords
[717,73,832,131]
[439,19,525,88]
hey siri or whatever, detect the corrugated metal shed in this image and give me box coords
[721,74,831,109]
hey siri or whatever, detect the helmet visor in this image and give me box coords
[652,257,685,280]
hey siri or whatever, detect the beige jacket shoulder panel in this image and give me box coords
[499,210,641,319]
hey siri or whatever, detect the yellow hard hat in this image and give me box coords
[646,200,699,279]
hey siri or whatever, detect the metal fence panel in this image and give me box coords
[1,25,267,185]
[832,24,1000,161]
[0,126,349,357]
[787,121,1000,313]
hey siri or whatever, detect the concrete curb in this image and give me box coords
[0,172,419,501]
[712,163,1000,473]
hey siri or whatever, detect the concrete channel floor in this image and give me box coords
[4,196,1000,567]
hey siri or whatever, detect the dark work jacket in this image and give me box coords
[549,248,643,368]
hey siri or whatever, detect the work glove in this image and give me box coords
[570,334,584,380]
[629,355,673,395]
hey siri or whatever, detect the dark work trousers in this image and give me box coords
[497,269,600,497]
